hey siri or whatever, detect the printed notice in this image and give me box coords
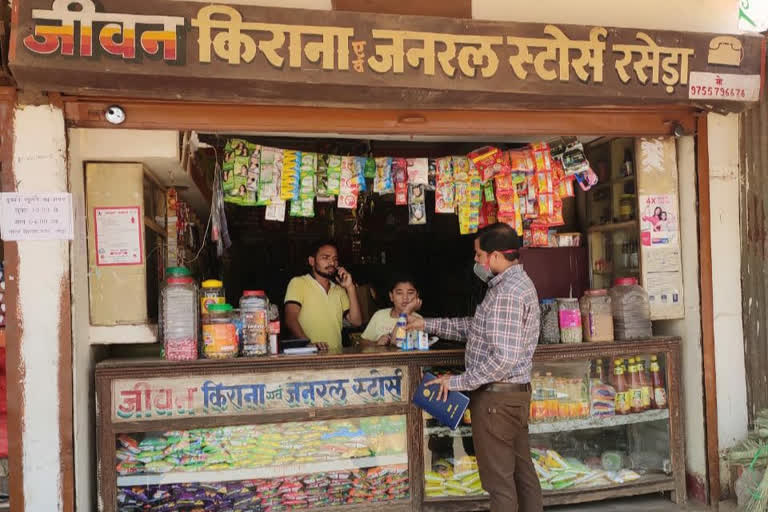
[639,194,679,248]
[688,72,761,102]
[94,207,143,266]
[0,193,74,241]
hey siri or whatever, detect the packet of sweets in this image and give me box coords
[406,157,429,185]
[436,156,453,183]
[452,156,470,182]
[537,172,553,195]
[338,156,359,209]
[435,182,455,214]
[538,194,554,216]
[374,157,394,195]
[531,224,549,247]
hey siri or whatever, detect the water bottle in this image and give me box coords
[395,313,408,350]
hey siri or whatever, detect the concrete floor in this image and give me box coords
[547,496,738,511]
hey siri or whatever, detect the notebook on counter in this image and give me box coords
[412,372,470,430]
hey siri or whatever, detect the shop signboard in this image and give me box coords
[110,366,407,422]
[8,0,765,108]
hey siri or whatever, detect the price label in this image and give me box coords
[688,72,761,101]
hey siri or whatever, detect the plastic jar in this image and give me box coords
[202,303,239,359]
[619,195,636,221]
[539,299,560,344]
[158,266,192,346]
[240,290,270,357]
[200,279,225,314]
[557,298,583,344]
[161,275,198,361]
[609,278,652,341]
[579,289,614,342]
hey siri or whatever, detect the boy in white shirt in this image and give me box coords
[360,274,422,346]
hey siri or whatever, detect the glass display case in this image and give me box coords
[421,341,684,510]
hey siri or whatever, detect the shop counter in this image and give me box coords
[96,337,685,511]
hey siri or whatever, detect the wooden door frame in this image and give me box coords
[61,96,719,504]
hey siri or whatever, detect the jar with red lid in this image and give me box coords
[240,290,270,356]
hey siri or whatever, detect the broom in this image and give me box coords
[745,446,768,512]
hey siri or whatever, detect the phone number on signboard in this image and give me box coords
[689,85,747,98]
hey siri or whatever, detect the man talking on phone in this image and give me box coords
[407,223,542,512]
[284,240,363,352]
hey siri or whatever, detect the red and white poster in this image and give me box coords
[94,206,143,266]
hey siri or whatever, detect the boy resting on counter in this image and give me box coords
[360,273,423,346]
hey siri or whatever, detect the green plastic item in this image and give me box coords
[166,266,191,277]
[207,304,233,313]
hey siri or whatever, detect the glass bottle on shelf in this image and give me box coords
[638,357,652,411]
[623,149,634,177]
[628,358,644,413]
[650,356,668,409]
[613,359,630,415]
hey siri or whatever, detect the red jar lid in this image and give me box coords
[613,277,638,286]
[167,277,195,285]
[243,290,266,297]
[585,288,608,296]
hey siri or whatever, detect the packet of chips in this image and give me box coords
[507,148,535,172]
[280,150,301,201]
[299,152,317,199]
[392,157,408,205]
[374,157,394,195]
[531,142,553,172]
[338,156,359,210]
[468,145,509,182]
[316,154,332,201]
[452,156,470,182]
[327,155,342,196]
[408,184,426,225]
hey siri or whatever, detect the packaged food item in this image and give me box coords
[392,158,408,205]
[338,156,359,210]
[435,182,455,214]
[406,157,429,185]
[507,149,535,172]
[159,276,199,361]
[316,154,332,200]
[299,152,317,199]
[468,146,509,182]
[200,279,225,314]
[561,141,591,175]
[290,198,315,218]
[579,289,614,342]
[408,184,427,225]
[613,359,631,414]
[280,150,301,201]
[327,155,342,196]
[240,290,269,357]
[531,224,549,247]
[354,156,368,192]
[590,380,616,417]
[258,146,283,206]
[531,142,553,172]
[557,298,583,344]
[374,157,394,195]
[202,303,239,359]
[539,299,560,344]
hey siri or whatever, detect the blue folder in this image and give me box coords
[412,372,470,430]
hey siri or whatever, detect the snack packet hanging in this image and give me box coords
[280,150,301,201]
[299,152,317,199]
[507,148,535,173]
[468,146,509,183]
[406,158,429,185]
[561,141,591,175]
[364,157,376,179]
[258,146,283,206]
[316,154,332,201]
[435,182,455,214]
[338,156,359,210]
[436,157,453,183]
[531,143,553,172]
[327,155,342,196]
[374,157,394,195]
[408,184,427,225]
[428,159,437,190]
[452,156,470,182]
[290,198,315,218]
[531,223,549,247]
[392,157,408,205]
[354,156,367,192]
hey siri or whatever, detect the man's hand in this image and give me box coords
[314,342,329,352]
[376,334,391,346]
[337,267,354,289]
[406,314,425,331]
[425,374,451,402]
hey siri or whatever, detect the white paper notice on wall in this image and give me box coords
[0,193,74,241]
[94,206,143,266]
[688,72,761,102]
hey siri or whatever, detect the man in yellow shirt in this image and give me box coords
[284,241,362,351]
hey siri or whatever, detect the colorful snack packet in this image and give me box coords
[406,157,429,185]
[299,152,317,199]
[327,155,342,196]
[468,146,509,183]
[428,159,437,190]
[507,148,535,173]
[337,156,359,210]
[354,156,367,192]
[392,157,408,205]
[280,150,300,201]
[531,142,553,172]
[364,157,376,179]
[435,182,455,214]
[374,157,394,195]
[451,156,471,182]
[408,184,427,225]
[316,154,330,199]
[289,198,314,218]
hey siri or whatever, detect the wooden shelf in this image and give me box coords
[425,409,670,438]
[117,453,408,487]
[587,221,636,233]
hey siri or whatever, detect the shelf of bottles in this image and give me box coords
[423,356,670,499]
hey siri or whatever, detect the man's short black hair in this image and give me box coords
[477,223,522,261]
[388,271,418,293]
[309,239,338,258]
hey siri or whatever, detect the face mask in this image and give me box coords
[473,262,494,283]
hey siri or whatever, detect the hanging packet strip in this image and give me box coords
[290,198,315,218]
[299,152,317,199]
[280,150,301,201]
[265,200,287,222]
[258,146,283,206]
[374,157,394,195]
[224,141,260,206]
[408,184,427,225]
[531,142,553,172]
[468,146,509,183]
[428,159,437,190]
[364,157,376,179]
[327,155,342,196]
[407,157,429,186]
[338,156,359,209]
[435,156,455,214]
[392,157,408,205]
[354,157,367,192]
[507,148,535,173]
[452,156,470,182]
[316,154,332,201]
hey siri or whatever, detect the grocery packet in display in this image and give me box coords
[507,148,535,173]
[374,157,394,195]
[452,155,471,182]
[392,157,408,205]
[354,156,367,192]
[290,197,315,218]
[428,159,437,190]
[224,140,260,206]
[364,156,376,179]
[280,150,301,201]
[531,142,553,172]
[265,200,287,222]
[327,155,342,196]
[338,156,359,209]
[299,151,317,199]
[408,184,427,225]
[435,156,455,214]
[469,146,510,183]
[258,146,283,206]
[407,157,429,186]
[316,154,333,201]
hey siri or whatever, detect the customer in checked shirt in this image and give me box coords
[408,222,542,512]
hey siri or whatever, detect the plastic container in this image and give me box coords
[160,275,198,361]
[557,298,582,344]
[240,290,269,357]
[609,278,652,340]
[619,195,635,221]
[539,299,560,344]
[200,279,225,314]
[579,289,614,342]
[202,303,239,359]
